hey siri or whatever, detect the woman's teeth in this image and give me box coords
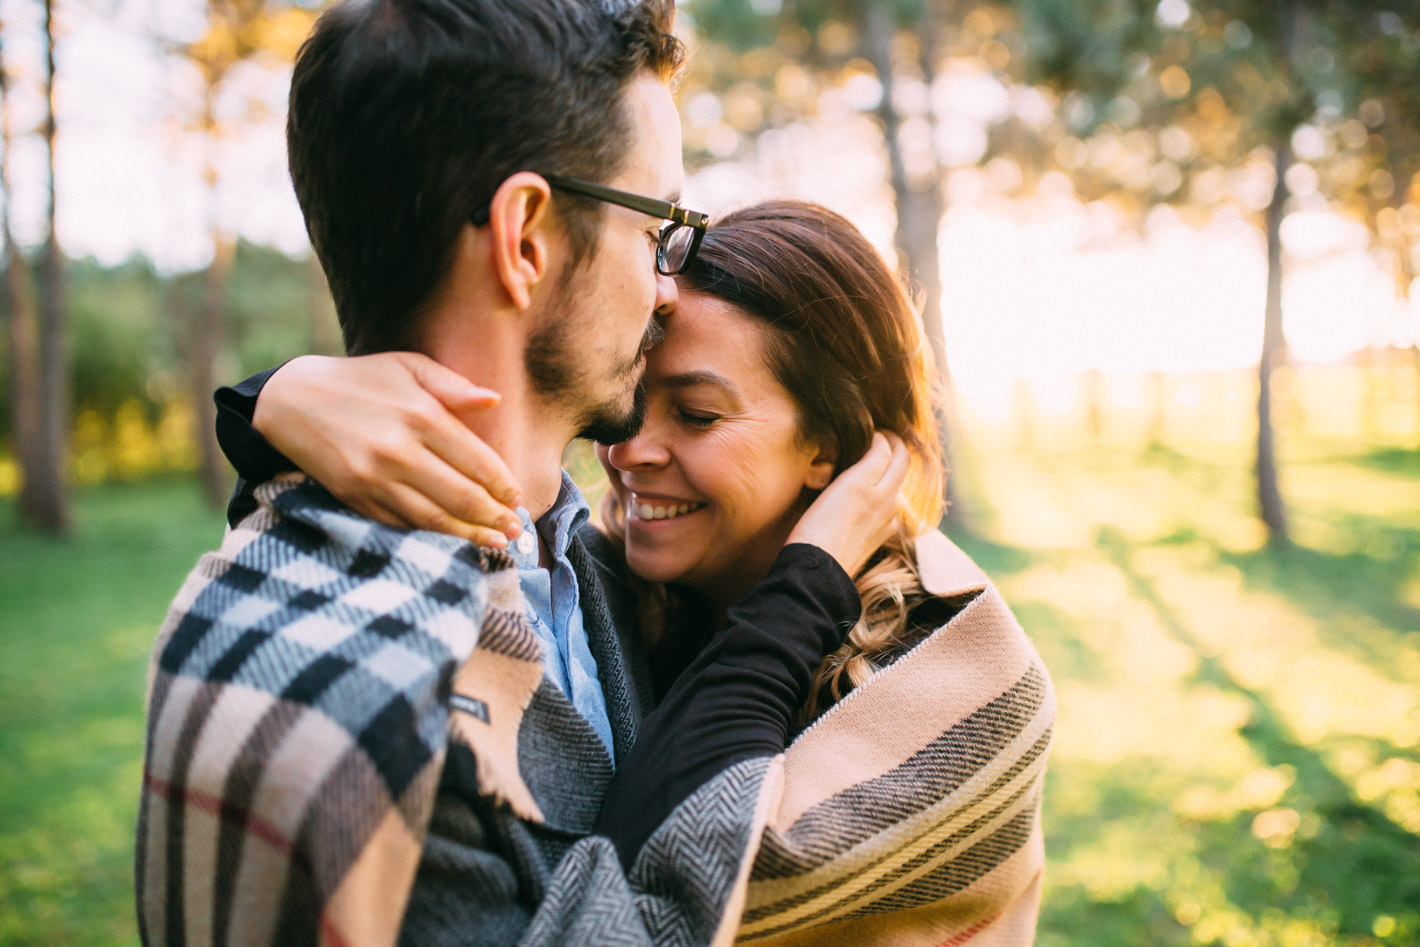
[629,499,705,521]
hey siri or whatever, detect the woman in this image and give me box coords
[223,200,1054,944]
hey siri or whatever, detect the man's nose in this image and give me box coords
[653,269,678,320]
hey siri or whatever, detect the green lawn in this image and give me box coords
[2,410,1418,945]
[0,481,225,946]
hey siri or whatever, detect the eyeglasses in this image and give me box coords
[544,174,709,276]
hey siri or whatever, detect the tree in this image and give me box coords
[23,0,71,533]
[994,0,1420,545]
[169,0,313,506]
[0,10,44,527]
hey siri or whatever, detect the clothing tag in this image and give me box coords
[451,694,490,723]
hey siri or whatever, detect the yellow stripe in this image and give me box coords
[740,708,1051,936]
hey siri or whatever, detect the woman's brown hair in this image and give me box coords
[602,199,946,717]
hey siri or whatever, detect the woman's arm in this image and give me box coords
[594,435,910,866]
[215,353,524,547]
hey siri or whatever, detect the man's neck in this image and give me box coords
[424,337,576,523]
[420,228,582,522]
[468,389,575,523]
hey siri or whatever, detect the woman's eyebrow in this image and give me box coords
[662,370,740,397]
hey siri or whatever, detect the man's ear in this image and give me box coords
[805,439,838,491]
[487,172,555,311]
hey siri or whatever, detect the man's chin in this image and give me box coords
[579,382,647,445]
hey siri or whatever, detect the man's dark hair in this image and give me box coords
[288,0,684,355]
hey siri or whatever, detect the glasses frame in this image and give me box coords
[543,173,709,276]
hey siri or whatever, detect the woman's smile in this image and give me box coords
[626,493,707,521]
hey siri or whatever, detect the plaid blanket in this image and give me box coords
[136,476,765,946]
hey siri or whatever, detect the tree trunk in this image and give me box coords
[861,2,969,531]
[1149,371,1168,448]
[0,27,44,525]
[189,86,234,508]
[193,238,234,508]
[28,0,70,533]
[1084,369,1105,442]
[1257,137,1290,546]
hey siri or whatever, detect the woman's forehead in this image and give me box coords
[651,292,765,377]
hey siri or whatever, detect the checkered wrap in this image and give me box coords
[136,474,548,946]
[135,475,774,947]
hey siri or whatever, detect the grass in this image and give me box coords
[0,480,225,946]
[946,388,1420,945]
[1,368,1417,945]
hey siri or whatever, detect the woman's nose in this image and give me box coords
[607,422,670,471]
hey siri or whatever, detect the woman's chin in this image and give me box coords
[621,539,675,580]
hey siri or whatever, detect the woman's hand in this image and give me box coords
[253,352,525,547]
[786,432,910,577]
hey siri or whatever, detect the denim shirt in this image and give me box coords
[508,471,613,757]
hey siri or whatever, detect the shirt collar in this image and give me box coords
[509,470,590,569]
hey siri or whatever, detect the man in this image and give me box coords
[136,1,847,943]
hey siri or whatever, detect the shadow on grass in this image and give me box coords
[1217,514,1420,669]
[1038,883,1193,947]
[1096,528,1420,942]
[1343,447,1420,478]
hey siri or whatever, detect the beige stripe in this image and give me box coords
[145,674,206,785]
[775,589,1039,828]
[226,709,360,947]
[742,783,1043,940]
[246,707,356,844]
[740,814,1045,946]
[138,673,205,946]
[741,711,1051,933]
[138,770,170,945]
[319,808,424,947]
[182,684,281,946]
[450,646,545,823]
[750,685,1053,908]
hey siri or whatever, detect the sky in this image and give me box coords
[4,0,1413,401]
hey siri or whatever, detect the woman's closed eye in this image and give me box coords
[677,409,720,429]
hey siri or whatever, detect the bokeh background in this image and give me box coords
[2,0,1418,944]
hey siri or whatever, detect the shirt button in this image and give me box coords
[516,532,536,555]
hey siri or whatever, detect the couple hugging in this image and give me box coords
[135,0,1054,944]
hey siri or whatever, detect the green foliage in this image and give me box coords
[68,256,176,426]
[2,243,332,484]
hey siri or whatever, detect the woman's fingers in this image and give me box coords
[394,453,524,539]
[373,482,514,548]
[400,351,503,413]
[252,351,527,544]
[410,404,524,512]
[878,433,911,492]
[786,430,914,577]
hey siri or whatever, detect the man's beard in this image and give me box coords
[579,379,648,446]
[525,312,661,446]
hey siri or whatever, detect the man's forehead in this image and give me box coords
[613,73,684,198]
